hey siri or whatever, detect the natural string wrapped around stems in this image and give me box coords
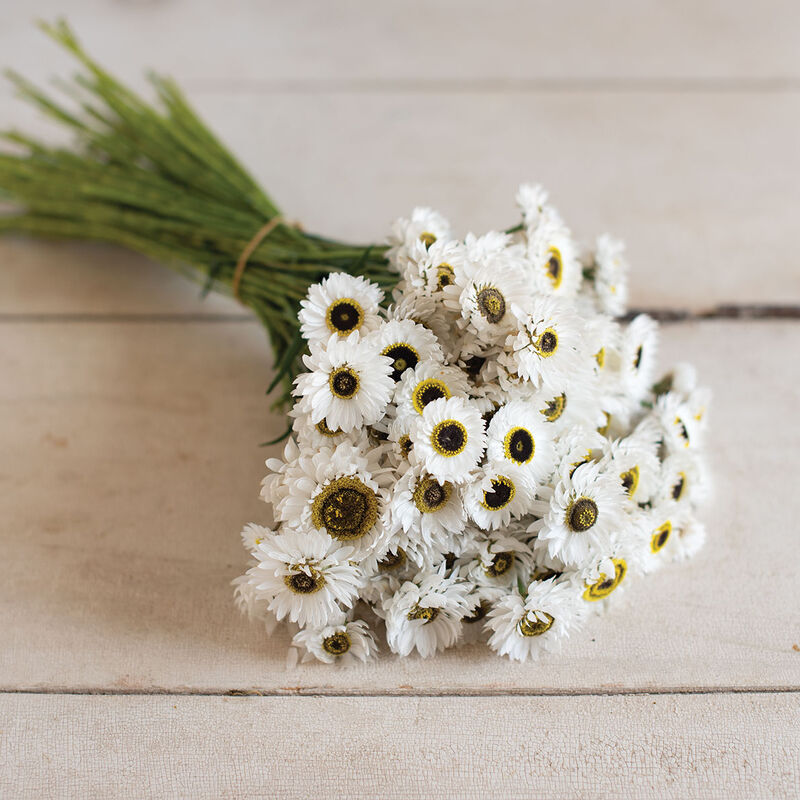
[0,21,393,409]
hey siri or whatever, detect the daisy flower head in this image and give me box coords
[292,614,378,665]
[368,317,444,384]
[384,567,472,657]
[655,450,710,511]
[460,534,535,590]
[410,396,487,485]
[386,410,417,469]
[554,424,607,479]
[402,237,468,297]
[603,423,662,505]
[463,463,534,531]
[387,207,452,271]
[298,272,383,344]
[526,215,581,299]
[394,359,472,418]
[505,295,584,391]
[485,399,557,487]
[590,234,629,317]
[289,403,369,452]
[653,391,701,455]
[638,501,687,573]
[275,441,390,561]
[534,459,630,568]
[389,463,466,554]
[578,531,643,611]
[619,314,659,404]
[240,522,273,554]
[672,516,707,562]
[516,183,557,231]
[451,254,532,345]
[247,528,363,628]
[486,577,586,662]
[294,331,394,432]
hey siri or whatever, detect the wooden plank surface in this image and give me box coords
[3,0,800,84]
[1,319,797,693]
[1,693,798,799]
[3,89,800,312]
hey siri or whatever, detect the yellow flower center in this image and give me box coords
[311,476,379,540]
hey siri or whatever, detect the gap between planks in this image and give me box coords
[179,77,800,94]
[0,305,798,324]
[2,686,799,698]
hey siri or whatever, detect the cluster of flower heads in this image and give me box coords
[234,184,711,665]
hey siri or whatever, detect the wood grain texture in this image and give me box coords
[3,0,800,85]
[1,693,798,799]
[3,89,799,312]
[1,320,797,693]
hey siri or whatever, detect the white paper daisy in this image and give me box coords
[294,331,394,432]
[246,528,363,628]
[463,463,534,531]
[292,614,378,665]
[533,460,630,568]
[394,358,472,418]
[410,396,486,485]
[384,567,472,657]
[388,464,466,560]
[298,272,383,344]
[368,317,444,384]
[453,256,531,345]
[619,314,659,404]
[459,534,535,590]
[485,399,557,488]
[525,216,581,299]
[590,234,629,317]
[486,577,585,662]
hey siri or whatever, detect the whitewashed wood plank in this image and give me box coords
[0,320,798,693]
[3,90,799,313]
[1,693,798,799]
[2,0,800,86]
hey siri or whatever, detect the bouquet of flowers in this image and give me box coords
[1,23,710,665]
[234,188,711,664]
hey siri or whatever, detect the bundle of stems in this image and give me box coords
[0,20,394,409]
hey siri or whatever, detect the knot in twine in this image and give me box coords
[232,216,300,301]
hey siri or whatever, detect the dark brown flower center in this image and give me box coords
[463,600,489,624]
[412,378,450,413]
[329,367,359,399]
[476,287,506,324]
[432,420,467,456]
[327,299,363,334]
[382,342,419,382]
[504,427,534,464]
[413,477,452,513]
[485,551,515,577]
[481,477,515,510]
[285,568,324,595]
[567,497,598,532]
[322,631,351,655]
[546,248,563,288]
[541,393,566,422]
[651,521,672,553]
[379,548,407,571]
